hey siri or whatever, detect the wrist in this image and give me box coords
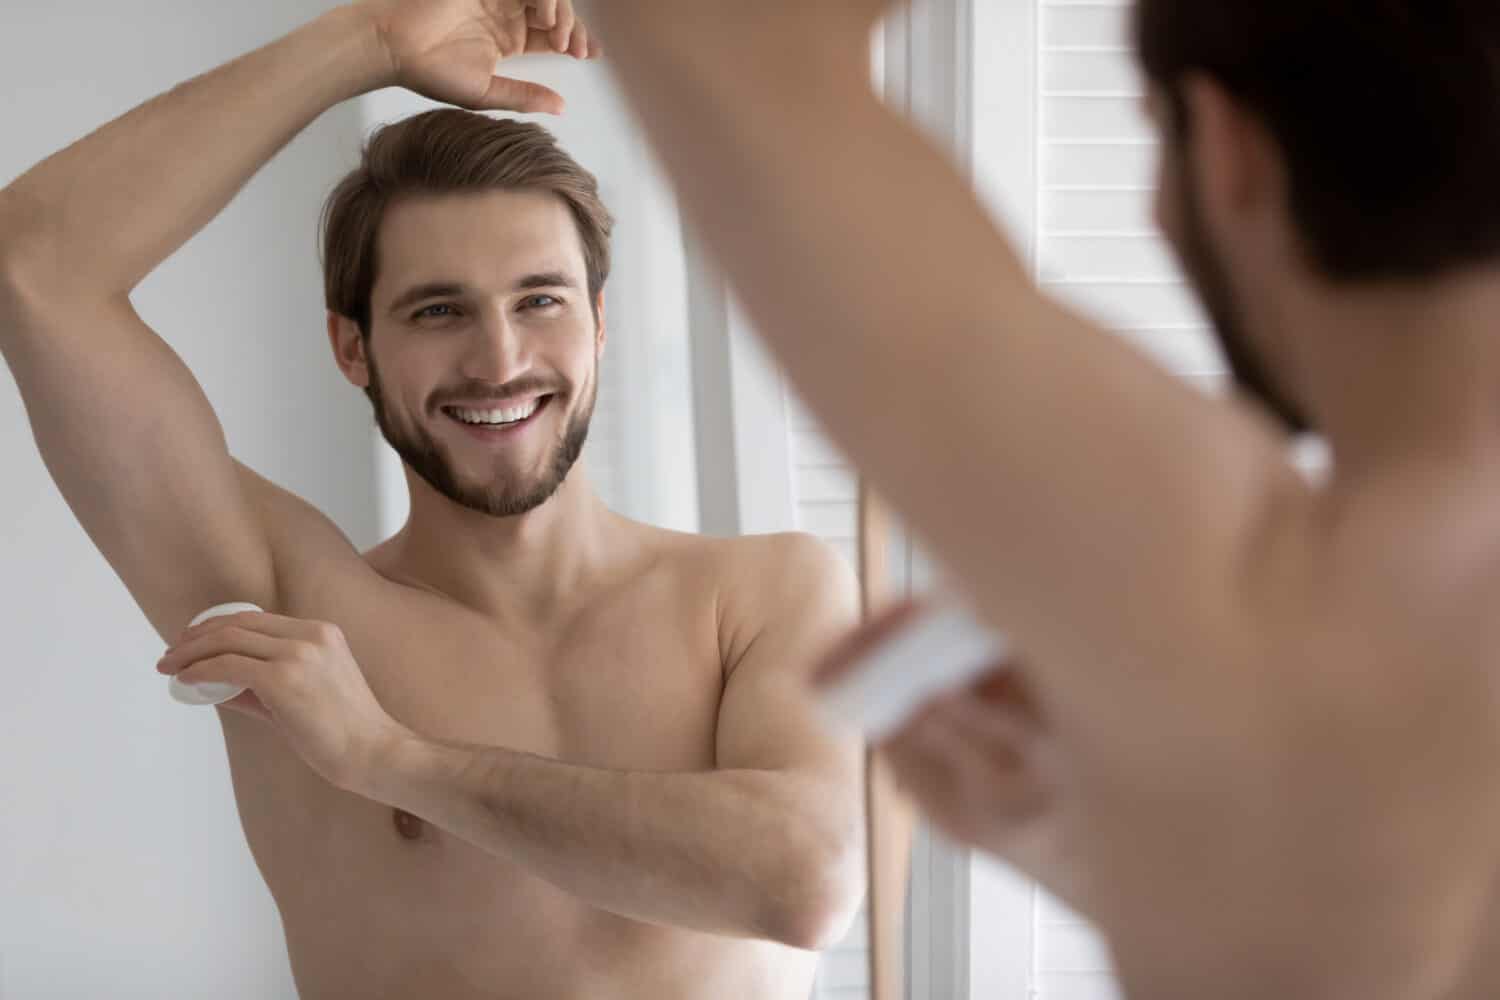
[359,723,426,804]
[312,4,400,98]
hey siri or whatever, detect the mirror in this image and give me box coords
[0,3,911,998]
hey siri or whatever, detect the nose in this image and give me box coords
[461,305,532,385]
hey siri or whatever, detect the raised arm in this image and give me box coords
[586,5,1306,716]
[0,1,591,642]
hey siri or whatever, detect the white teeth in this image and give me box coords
[449,400,541,426]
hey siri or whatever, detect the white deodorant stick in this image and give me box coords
[167,602,264,707]
[818,604,1010,742]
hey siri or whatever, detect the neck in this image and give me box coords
[382,462,623,624]
[1274,264,1500,482]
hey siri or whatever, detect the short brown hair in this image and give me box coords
[321,109,614,333]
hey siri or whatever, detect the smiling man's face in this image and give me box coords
[361,189,604,517]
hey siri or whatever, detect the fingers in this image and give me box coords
[523,0,572,51]
[158,624,282,676]
[174,653,266,695]
[174,609,324,644]
[525,28,567,54]
[522,19,597,61]
[479,75,566,115]
[164,611,345,675]
[567,18,588,60]
[938,691,1033,770]
[529,0,559,29]
[881,691,1048,847]
[960,667,1045,742]
[550,0,577,54]
[882,699,1001,838]
[938,695,1056,843]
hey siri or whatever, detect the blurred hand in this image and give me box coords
[157,611,411,796]
[811,590,1500,995]
[812,599,1090,910]
[355,0,600,114]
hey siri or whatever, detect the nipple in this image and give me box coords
[393,807,427,841]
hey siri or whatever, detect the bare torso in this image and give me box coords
[215,517,819,999]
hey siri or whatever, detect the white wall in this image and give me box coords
[0,2,376,995]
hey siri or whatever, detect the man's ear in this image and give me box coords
[1180,73,1283,230]
[594,291,608,359]
[327,312,371,389]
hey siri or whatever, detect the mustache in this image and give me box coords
[434,375,569,407]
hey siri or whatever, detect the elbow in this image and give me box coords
[0,191,25,297]
[766,840,865,952]
[0,189,50,319]
[0,190,127,311]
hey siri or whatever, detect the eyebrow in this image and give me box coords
[515,272,577,293]
[387,282,464,316]
[386,273,579,317]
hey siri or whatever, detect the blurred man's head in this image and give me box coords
[321,110,614,516]
[1134,1,1500,431]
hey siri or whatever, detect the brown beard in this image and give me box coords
[1171,144,1310,434]
[364,350,596,518]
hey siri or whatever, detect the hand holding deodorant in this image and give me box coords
[167,602,264,706]
[817,604,1009,741]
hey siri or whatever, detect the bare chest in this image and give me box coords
[354,587,726,771]
[215,573,730,990]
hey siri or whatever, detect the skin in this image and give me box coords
[584,2,1500,998]
[0,3,863,997]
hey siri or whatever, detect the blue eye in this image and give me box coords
[414,303,458,320]
[521,294,562,311]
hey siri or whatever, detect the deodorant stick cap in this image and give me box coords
[166,602,264,707]
[817,605,1008,741]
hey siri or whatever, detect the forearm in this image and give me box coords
[0,4,390,297]
[369,733,859,950]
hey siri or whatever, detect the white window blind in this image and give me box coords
[969,2,1225,998]
[1032,0,1219,379]
[790,395,862,570]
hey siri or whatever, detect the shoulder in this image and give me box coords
[1235,469,1500,680]
[736,531,856,590]
[708,532,861,671]
[617,526,864,678]
[625,524,860,656]
[666,530,857,599]
[634,525,853,591]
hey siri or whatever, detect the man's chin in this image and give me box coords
[441,471,563,518]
